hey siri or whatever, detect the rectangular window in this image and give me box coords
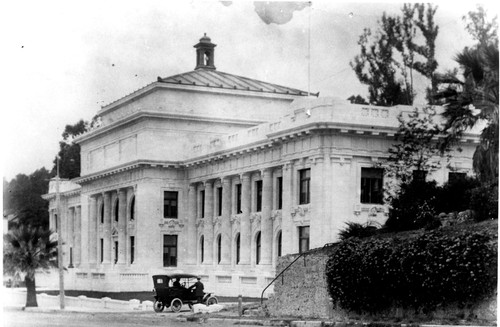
[448,172,466,184]
[299,169,311,205]
[200,190,205,218]
[163,235,177,267]
[256,180,263,212]
[100,238,104,263]
[130,236,135,264]
[361,168,384,204]
[114,241,118,264]
[298,226,310,254]
[163,191,178,218]
[236,184,242,214]
[277,177,283,210]
[217,187,223,216]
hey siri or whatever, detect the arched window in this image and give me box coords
[256,232,261,265]
[130,196,135,221]
[217,234,222,264]
[100,203,104,224]
[200,235,204,264]
[114,199,119,222]
[235,233,240,264]
[277,230,282,258]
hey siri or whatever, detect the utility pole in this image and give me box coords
[56,157,65,309]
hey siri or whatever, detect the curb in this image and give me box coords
[174,316,496,327]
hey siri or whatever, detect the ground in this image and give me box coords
[2,307,260,327]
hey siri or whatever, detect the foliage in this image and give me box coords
[347,94,368,104]
[468,183,498,221]
[434,176,480,214]
[338,222,379,241]
[385,179,440,231]
[3,224,57,307]
[51,116,101,179]
[382,106,448,187]
[351,3,439,106]
[3,168,52,228]
[434,5,498,186]
[326,228,497,314]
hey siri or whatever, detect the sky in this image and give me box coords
[2,1,496,181]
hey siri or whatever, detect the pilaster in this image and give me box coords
[118,189,127,264]
[260,168,273,265]
[240,173,251,265]
[203,181,214,265]
[220,177,232,265]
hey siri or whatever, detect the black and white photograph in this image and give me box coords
[2,1,498,326]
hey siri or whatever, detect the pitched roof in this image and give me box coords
[157,69,318,97]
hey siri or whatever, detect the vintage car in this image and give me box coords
[152,274,218,312]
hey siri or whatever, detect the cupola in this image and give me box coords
[194,33,217,70]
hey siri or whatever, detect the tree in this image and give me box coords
[434,5,498,185]
[351,3,439,106]
[3,168,52,228]
[3,224,57,307]
[383,106,448,186]
[52,116,101,179]
[347,94,369,104]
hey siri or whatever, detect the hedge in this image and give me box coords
[325,228,497,314]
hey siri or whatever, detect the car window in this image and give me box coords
[157,278,163,284]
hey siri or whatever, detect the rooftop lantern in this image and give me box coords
[194,33,217,70]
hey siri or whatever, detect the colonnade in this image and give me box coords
[186,167,284,267]
[87,187,135,266]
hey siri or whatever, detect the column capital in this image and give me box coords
[221,176,232,185]
[203,180,214,187]
[240,172,251,181]
[260,168,273,177]
[282,161,294,171]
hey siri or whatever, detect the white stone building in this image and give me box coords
[42,35,480,297]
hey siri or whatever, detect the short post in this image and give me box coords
[328,297,334,319]
[238,294,242,317]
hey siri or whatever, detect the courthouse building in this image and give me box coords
[42,35,480,296]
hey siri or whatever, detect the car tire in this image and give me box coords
[153,300,164,313]
[171,298,183,312]
[206,296,218,306]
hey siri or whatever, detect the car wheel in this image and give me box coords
[171,298,183,312]
[153,300,164,313]
[206,296,218,306]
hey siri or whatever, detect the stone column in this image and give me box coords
[203,181,214,265]
[103,192,112,264]
[240,173,251,265]
[187,184,197,264]
[281,162,294,255]
[310,156,325,248]
[221,177,232,264]
[88,196,97,264]
[118,189,127,264]
[74,206,82,266]
[261,169,273,265]
[68,207,75,267]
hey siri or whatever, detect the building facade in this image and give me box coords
[42,35,480,297]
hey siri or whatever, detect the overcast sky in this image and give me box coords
[2,1,496,181]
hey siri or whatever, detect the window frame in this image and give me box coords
[360,167,384,204]
[298,226,310,254]
[163,235,178,267]
[163,191,179,219]
[299,169,311,205]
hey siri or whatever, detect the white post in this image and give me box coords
[56,157,65,309]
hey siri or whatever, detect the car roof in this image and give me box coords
[153,273,198,279]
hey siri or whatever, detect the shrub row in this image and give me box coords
[325,228,497,314]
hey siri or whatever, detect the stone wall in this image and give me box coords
[267,246,344,319]
[267,245,497,322]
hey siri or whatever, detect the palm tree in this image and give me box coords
[3,224,57,307]
[435,42,499,185]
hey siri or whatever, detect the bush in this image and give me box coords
[385,180,440,231]
[338,222,379,241]
[325,227,497,314]
[435,176,480,214]
[469,183,498,221]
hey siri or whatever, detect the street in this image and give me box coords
[2,307,259,327]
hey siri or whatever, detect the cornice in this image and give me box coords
[99,82,304,116]
[75,110,264,144]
